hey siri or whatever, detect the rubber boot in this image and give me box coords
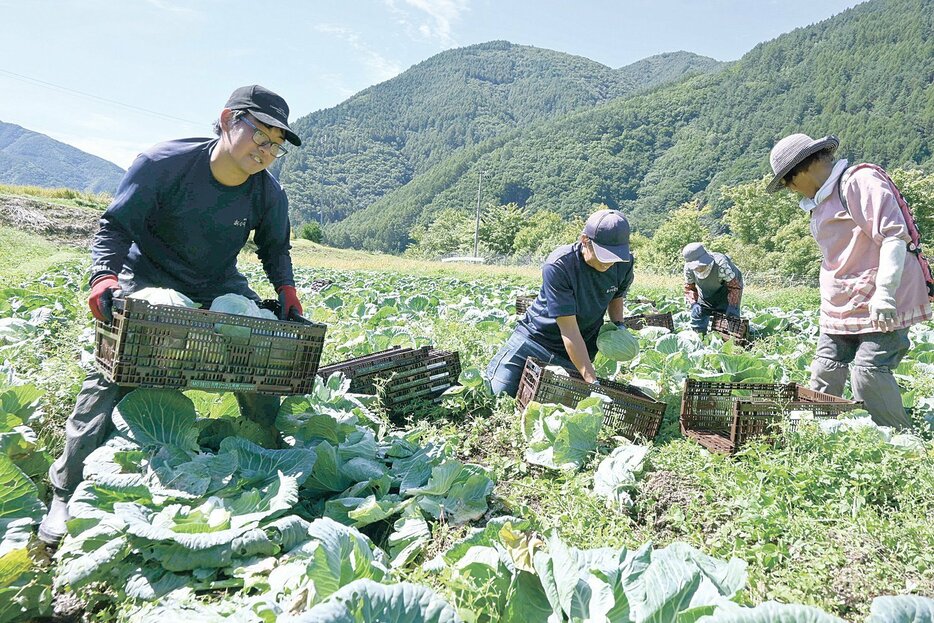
[38,492,71,546]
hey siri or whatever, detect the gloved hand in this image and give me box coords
[277,285,303,320]
[88,274,119,322]
[868,237,906,333]
[726,305,740,318]
[690,303,703,319]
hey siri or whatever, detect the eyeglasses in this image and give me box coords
[238,115,288,158]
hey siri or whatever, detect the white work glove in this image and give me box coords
[868,237,906,333]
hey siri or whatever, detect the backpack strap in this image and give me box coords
[835,163,888,213]
[836,163,924,255]
[838,164,934,300]
[836,167,853,214]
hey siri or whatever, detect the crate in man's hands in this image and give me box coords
[516,357,665,441]
[680,379,861,453]
[95,297,326,394]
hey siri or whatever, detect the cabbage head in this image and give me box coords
[210,294,276,319]
[128,288,197,308]
[596,323,639,361]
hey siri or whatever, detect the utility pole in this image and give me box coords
[473,171,483,258]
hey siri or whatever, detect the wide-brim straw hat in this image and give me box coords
[765,133,839,193]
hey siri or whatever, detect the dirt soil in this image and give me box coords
[635,469,704,531]
[0,195,98,248]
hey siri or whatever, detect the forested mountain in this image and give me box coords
[0,121,124,193]
[328,0,934,252]
[277,41,722,224]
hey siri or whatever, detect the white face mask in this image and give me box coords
[694,264,713,279]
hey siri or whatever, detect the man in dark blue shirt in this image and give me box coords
[486,209,634,397]
[39,85,304,545]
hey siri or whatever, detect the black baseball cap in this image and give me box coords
[582,209,631,263]
[225,85,301,146]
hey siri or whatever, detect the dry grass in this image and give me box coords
[0,184,110,210]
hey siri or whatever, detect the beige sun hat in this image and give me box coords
[765,133,839,193]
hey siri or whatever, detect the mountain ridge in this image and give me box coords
[277,41,723,225]
[327,0,934,252]
[0,120,125,194]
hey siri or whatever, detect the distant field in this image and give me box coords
[0,184,110,211]
[283,239,820,310]
[0,191,820,308]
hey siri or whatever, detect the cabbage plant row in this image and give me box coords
[0,262,932,621]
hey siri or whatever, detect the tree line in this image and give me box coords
[396,168,934,286]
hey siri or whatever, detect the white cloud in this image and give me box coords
[48,115,200,169]
[384,0,469,47]
[74,112,129,134]
[53,132,147,170]
[313,24,403,83]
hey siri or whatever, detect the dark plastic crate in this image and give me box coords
[621,312,674,331]
[95,297,326,395]
[711,313,750,345]
[318,346,461,416]
[309,278,334,293]
[515,294,536,316]
[318,346,426,394]
[516,357,666,442]
[680,379,862,453]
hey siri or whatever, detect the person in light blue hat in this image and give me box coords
[682,242,743,334]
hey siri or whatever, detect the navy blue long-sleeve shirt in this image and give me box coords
[89,138,294,304]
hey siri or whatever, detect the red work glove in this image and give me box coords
[88,275,119,322]
[276,285,303,320]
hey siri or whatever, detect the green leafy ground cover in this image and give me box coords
[0,245,932,622]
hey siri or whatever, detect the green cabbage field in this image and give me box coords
[2,256,934,622]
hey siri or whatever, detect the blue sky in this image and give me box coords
[0,0,863,169]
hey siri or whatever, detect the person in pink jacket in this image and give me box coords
[766,133,932,429]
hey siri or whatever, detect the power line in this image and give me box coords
[0,67,204,127]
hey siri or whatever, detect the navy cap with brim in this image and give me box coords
[590,241,631,263]
[225,85,302,146]
[583,209,631,263]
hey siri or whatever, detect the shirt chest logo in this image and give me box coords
[233,218,247,228]
[605,287,616,294]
